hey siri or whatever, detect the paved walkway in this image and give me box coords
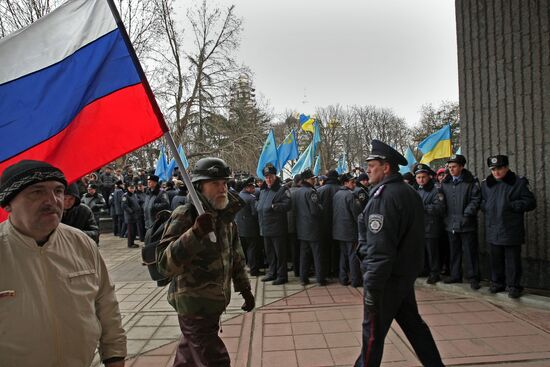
[94,234,550,366]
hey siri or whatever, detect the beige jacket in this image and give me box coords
[0,221,126,367]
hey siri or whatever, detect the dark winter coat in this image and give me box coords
[332,187,362,242]
[417,180,446,238]
[357,173,425,290]
[440,169,481,233]
[100,172,116,191]
[171,192,187,210]
[122,191,141,224]
[111,187,125,216]
[235,190,260,238]
[317,179,341,234]
[143,187,170,229]
[481,170,536,245]
[292,182,323,242]
[256,178,291,237]
[287,185,300,234]
[62,204,99,244]
[353,184,370,210]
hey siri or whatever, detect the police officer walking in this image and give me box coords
[318,169,341,278]
[121,183,141,248]
[143,174,170,230]
[440,154,482,289]
[481,155,536,298]
[333,173,363,287]
[257,164,291,285]
[415,164,446,284]
[293,169,326,286]
[355,140,443,367]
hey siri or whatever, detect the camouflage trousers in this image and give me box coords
[173,314,230,367]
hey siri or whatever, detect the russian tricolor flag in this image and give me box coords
[0,0,168,184]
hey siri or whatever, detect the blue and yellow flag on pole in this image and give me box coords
[418,125,452,164]
[299,113,315,133]
[256,129,278,179]
[277,129,299,170]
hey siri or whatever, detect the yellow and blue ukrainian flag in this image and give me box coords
[418,125,452,164]
[299,114,315,133]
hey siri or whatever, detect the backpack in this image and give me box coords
[141,209,173,287]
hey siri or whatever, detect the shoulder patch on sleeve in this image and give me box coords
[368,214,384,233]
[311,191,319,203]
[437,193,444,201]
[373,185,385,198]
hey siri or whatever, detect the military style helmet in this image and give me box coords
[191,157,231,183]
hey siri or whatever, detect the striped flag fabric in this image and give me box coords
[0,0,168,183]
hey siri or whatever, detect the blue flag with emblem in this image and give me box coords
[336,153,347,174]
[291,141,314,176]
[167,144,189,178]
[256,129,278,179]
[312,121,321,155]
[154,145,169,181]
[277,129,299,170]
[399,146,417,174]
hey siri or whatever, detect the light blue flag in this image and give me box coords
[336,153,347,174]
[312,121,321,155]
[154,145,169,181]
[399,146,417,174]
[256,129,279,179]
[455,147,461,155]
[291,142,314,176]
[277,129,299,170]
[313,154,321,176]
[167,144,190,178]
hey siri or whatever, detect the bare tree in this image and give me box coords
[0,0,63,37]
[412,101,460,151]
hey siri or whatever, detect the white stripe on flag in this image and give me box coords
[0,0,117,84]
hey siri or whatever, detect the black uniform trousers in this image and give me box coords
[339,241,362,287]
[425,237,441,277]
[489,244,522,289]
[137,215,146,241]
[174,314,230,367]
[240,236,262,275]
[448,231,480,282]
[300,240,325,284]
[264,236,288,281]
[355,276,443,367]
[126,221,137,247]
[288,233,300,277]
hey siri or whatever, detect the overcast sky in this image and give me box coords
[228,0,458,127]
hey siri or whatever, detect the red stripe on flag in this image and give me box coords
[0,82,166,221]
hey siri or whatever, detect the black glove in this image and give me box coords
[364,289,382,314]
[241,289,255,312]
[192,213,215,238]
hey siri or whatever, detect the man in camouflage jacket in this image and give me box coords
[157,157,254,367]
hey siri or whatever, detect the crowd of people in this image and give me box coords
[2,141,536,366]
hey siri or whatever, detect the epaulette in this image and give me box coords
[373,185,385,198]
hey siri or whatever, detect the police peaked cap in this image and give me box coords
[414,163,434,176]
[243,176,256,186]
[339,172,354,183]
[357,173,369,182]
[262,164,277,176]
[300,168,316,180]
[147,174,160,182]
[366,140,408,166]
[447,154,467,166]
[487,155,509,168]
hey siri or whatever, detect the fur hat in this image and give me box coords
[0,160,67,207]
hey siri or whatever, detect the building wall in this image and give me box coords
[455,0,550,288]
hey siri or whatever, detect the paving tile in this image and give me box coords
[451,339,495,356]
[296,348,334,367]
[141,340,177,355]
[482,336,531,354]
[264,312,291,324]
[135,315,166,326]
[435,340,463,358]
[310,296,334,304]
[153,326,182,339]
[287,297,312,305]
[456,301,492,312]
[324,332,360,348]
[292,322,322,335]
[346,318,363,332]
[431,325,472,340]
[316,310,344,321]
[127,326,158,339]
[290,311,317,323]
[320,320,352,333]
[127,340,147,356]
[262,351,298,367]
[381,343,408,362]
[130,355,172,367]
[222,337,240,353]
[330,347,360,365]
[475,310,512,323]
[515,335,550,352]
[264,323,292,336]
[263,336,295,351]
[294,334,328,349]
[219,324,242,338]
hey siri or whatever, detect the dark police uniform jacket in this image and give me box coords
[143,187,170,229]
[357,173,425,290]
[481,170,536,246]
[416,180,446,238]
[111,187,125,216]
[62,204,99,244]
[333,187,362,242]
[122,191,141,224]
[440,169,481,233]
[235,190,260,238]
[292,182,323,242]
[256,178,291,237]
[317,179,341,233]
[353,184,370,210]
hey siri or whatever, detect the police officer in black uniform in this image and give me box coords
[355,140,443,367]
[235,177,263,276]
[257,164,291,285]
[440,154,482,289]
[293,168,326,286]
[481,155,536,298]
[354,173,370,210]
[415,163,446,284]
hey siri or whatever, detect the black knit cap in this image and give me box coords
[0,160,67,207]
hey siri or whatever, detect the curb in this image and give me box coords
[415,278,550,311]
